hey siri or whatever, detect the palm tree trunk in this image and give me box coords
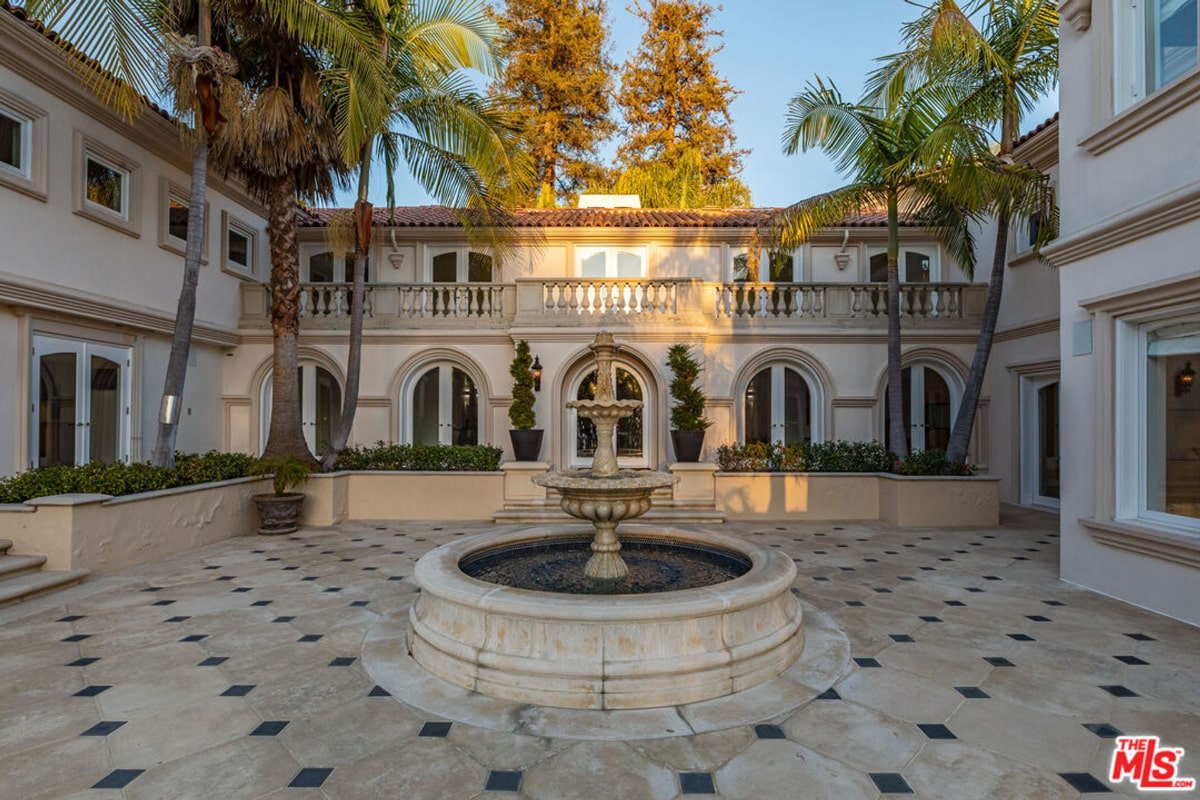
[150,0,212,468]
[320,153,371,470]
[261,173,317,466]
[886,189,908,460]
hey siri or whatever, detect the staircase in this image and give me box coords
[0,539,89,606]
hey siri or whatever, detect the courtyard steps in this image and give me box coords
[0,539,89,606]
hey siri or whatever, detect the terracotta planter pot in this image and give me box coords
[509,429,544,462]
[252,493,305,535]
[671,430,706,463]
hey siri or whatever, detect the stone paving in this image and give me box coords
[1,507,1198,799]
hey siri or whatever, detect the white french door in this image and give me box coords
[31,335,131,467]
[260,364,342,455]
[409,364,479,446]
[744,365,814,445]
[569,366,648,468]
[1021,375,1060,508]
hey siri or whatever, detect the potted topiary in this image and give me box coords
[508,339,543,461]
[248,456,311,534]
[667,343,712,462]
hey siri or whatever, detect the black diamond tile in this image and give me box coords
[339,558,355,563]
[289,768,333,789]
[1043,600,1066,606]
[198,656,228,666]
[679,772,716,795]
[302,576,319,582]
[231,587,252,593]
[965,587,984,593]
[1113,655,1149,665]
[151,600,175,606]
[419,721,452,737]
[919,616,943,623]
[944,600,966,607]
[1083,723,1123,738]
[216,575,235,581]
[250,600,272,607]
[984,657,1015,667]
[1099,685,1140,697]
[854,657,882,668]
[1007,633,1035,642]
[387,576,404,581]
[61,634,91,642]
[57,615,85,622]
[265,557,281,562]
[917,723,957,740]
[816,688,841,700]
[320,550,335,555]
[874,588,893,594]
[67,657,100,667]
[753,724,787,739]
[1026,615,1052,622]
[838,566,856,571]
[141,587,164,592]
[813,576,830,582]
[73,685,111,697]
[92,769,143,789]
[938,558,954,562]
[272,616,296,623]
[221,684,255,697]
[890,634,914,643]
[983,575,1002,580]
[362,567,378,571]
[251,549,265,554]
[1058,772,1112,793]
[368,686,392,697]
[863,558,879,563]
[324,587,343,593]
[282,566,299,571]
[298,634,323,643]
[869,772,914,794]
[920,567,937,571]
[180,634,208,642]
[329,657,357,667]
[164,616,190,623]
[845,600,866,607]
[484,770,523,792]
[1014,556,1030,561]
[203,565,221,569]
[350,600,369,607]
[81,720,126,736]
[1124,633,1156,641]
[250,720,289,736]
[897,576,915,581]
[955,686,990,699]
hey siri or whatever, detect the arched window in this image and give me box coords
[576,247,646,278]
[569,365,649,467]
[407,363,479,446]
[743,364,820,445]
[260,363,342,455]
[883,362,962,452]
[868,247,937,283]
[428,248,493,282]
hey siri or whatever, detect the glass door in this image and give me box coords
[885,365,958,453]
[745,365,812,445]
[411,364,479,446]
[31,336,131,467]
[260,363,343,455]
[570,366,647,467]
[1020,375,1060,508]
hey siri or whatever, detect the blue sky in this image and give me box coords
[338,0,1059,210]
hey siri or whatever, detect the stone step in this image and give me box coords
[0,569,89,607]
[494,507,725,525]
[0,539,11,556]
[0,553,47,580]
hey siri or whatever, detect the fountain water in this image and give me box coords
[407,332,805,709]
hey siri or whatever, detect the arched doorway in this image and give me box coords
[406,363,479,446]
[568,364,650,468]
[883,361,962,452]
[743,363,822,445]
[260,363,342,455]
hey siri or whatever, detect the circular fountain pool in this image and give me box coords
[409,525,804,710]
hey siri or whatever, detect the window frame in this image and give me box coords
[1114,0,1200,111]
[0,90,48,201]
[221,210,259,279]
[157,177,209,260]
[73,131,141,237]
[426,246,496,283]
[729,247,803,282]
[866,245,940,283]
[574,246,648,279]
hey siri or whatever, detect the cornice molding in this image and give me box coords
[1042,179,1200,266]
[994,317,1059,343]
[0,272,239,346]
[831,397,878,409]
[1081,517,1200,569]
[1060,0,1092,31]
[1079,274,1200,314]
[0,14,266,217]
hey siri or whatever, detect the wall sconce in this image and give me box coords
[1175,361,1195,396]
[531,355,543,392]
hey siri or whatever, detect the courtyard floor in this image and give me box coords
[2,507,1198,799]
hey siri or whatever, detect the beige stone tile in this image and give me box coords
[630,727,756,770]
[246,665,375,720]
[106,696,262,767]
[0,694,98,758]
[715,741,879,800]
[906,741,1080,800]
[948,696,1104,772]
[95,665,232,720]
[783,699,926,772]
[0,663,84,713]
[521,741,677,800]
[979,663,1115,720]
[447,725,566,769]
[278,696,423,765]
[321,737,487,799]
[123,736,300,800]
[873,641,996,686]
[212,639,342,684]
[4,733,111,800]
[835,667,964,724]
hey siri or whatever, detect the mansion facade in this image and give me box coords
[2,0,1197,626]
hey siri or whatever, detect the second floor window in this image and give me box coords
[303,248,371,283]
[1115,0,1199,111]
[869,248,937,282]
[731,249,799,282]
[430,248,493,282]
[0,107,28,178]
[576,247,645,278]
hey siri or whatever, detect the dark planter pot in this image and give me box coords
[252,493,305,535]
[509,429,544,462]
[671,430,706,463]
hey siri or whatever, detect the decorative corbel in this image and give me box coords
[834,229,852,271]
[1060,0,1091,32]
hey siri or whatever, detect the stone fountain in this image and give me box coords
[405,332,805,709]
[532,332,677,581]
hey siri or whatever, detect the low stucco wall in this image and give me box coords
[714,472,999,526]
[0,476,272,572]
[344,472,504,521]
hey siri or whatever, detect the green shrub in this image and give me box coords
[893,448,975,476]
[666,344,711,431]
[0,451,257,504]
[508,340,537,431]
[333,442,503,472]
[248,456,312,496]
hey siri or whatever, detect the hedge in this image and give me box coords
[715,441,973,476]
[333,442,503,472]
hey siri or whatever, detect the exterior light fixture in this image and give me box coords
[1175,361,1195,396]
[531,356,543,392]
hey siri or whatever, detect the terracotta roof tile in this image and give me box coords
[1014,112,1059,149]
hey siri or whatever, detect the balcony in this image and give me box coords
[239,279,987,331]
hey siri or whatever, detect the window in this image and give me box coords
[158,178,209,258]
[731,249,800,282]
[869,248,937,282]
[0,91,47,199]
[1117,316,1200,528]
[576,247,645,278]
[73,132,141,236]
[408,364,479,446]
[302,248,371,283]
[428,247,494,282]
[1115,0,1200,111]
[221,211,258,277]
[744,364,821,445]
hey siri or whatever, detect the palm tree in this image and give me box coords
[317,0,533,469]
[772,77,1000,459]
[869,0,1059,465]
[594,147,752,208]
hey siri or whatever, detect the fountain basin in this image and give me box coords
[409,525,804,709]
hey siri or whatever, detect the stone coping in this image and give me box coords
[364,599,850,741]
